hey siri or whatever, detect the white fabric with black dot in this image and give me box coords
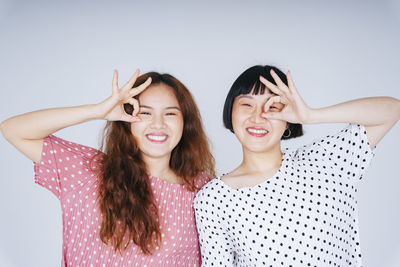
[194,124,375,267]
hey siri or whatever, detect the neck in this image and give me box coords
[240,143,283,174]
[142,153,173,179]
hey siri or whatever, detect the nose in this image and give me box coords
[150,113,165,129]
[249,105,266,123]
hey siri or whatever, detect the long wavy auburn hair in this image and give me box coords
[93,72,215,254]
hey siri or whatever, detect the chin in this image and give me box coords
[241,138,281,153]
[142,150,172,159]
[245,145,274,153]
[138,144,174,159]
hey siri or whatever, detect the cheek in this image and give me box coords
[231,108,245,129]
[270,121,287,136]
[169,118,184,136]
[130,122,145,137]
[177,120,184,136]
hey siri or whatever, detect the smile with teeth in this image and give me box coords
[246,127,269,137]
[146,133,168,143]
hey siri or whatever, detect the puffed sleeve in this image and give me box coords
[194,173,213,192]
[297,124,375,183]
[194,185,236,266]
[33,135,101,200]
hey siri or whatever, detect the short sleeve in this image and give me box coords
[194,173,213,192]
[299,124,375,183]
[34,135,101,199]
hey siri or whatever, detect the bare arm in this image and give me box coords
[1,105,100,163]
[0,70,151,163]
[307,97,400,148]
[260,70,400,148]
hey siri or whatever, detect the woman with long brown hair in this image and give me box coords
[1,69,215,266]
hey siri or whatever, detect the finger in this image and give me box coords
[128,98,140,117]
[122,99,141,122]
[261,111,284,121]
[263,95,280,112]
[259,76,285,96]
[112,70,119,92]
[129,77,152,97]
[120,114,141,123]
[264,95,287,112]
[287,70,299,95]
[270,69,290,93]
[127,115,142,122]
[123,69,140,91]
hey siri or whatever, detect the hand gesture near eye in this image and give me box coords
[260,70,312,124]
[99,69,152,122]
[0,68,152,163]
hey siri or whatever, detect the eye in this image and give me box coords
[270,104,283,111]
[166,112,177,116]
[241,103,252,107]
[139,111,151,115]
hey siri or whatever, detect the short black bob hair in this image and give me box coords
[223,65,303,140]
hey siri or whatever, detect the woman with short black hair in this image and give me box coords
[194,65,399,266]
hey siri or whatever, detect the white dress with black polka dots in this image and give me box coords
[194,124,375,267]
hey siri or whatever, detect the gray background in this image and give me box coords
[0,0,399,266]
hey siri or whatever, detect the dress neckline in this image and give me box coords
[148,175,186,188]
[218,151,286,192]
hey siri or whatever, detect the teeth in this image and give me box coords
[147,135,167,141]
[247,128,268,134]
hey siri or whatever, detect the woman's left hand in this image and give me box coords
[260,69,312,124]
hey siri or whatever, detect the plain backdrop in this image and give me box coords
[0,1,399,266]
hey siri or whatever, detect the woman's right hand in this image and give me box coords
[98,69,152,122]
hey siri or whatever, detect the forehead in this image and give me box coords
[235,90,274,102]
[138,84,179,107]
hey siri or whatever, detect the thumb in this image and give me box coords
[263,112,283,120]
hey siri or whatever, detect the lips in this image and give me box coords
[246,127,269,137]
[146,133,169,143]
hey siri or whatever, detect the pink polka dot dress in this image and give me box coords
[34,135,211,267]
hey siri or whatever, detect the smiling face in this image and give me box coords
[232,90,287,153]
[130,83,183,160]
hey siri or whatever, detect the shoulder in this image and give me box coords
[198,177,221,194]
[194,172,214,190]
[193,177,222,207]
[43,135,101,162]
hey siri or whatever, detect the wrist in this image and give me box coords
[303,108,320,124]
[85,103,105,121]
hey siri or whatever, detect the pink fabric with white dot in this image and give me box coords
[34,135,211,267]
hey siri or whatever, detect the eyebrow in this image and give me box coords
[236,94,275,101]
[236,95,254,100]
[139,105,181,110]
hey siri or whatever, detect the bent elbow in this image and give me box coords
[0,119,15,142]
[391,97,400,121]
[383,97,400,123]
[0,120,8,139]
[396,98,400,120]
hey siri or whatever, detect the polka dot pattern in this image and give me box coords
[34,135,211,267]
[194,124,375,267]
